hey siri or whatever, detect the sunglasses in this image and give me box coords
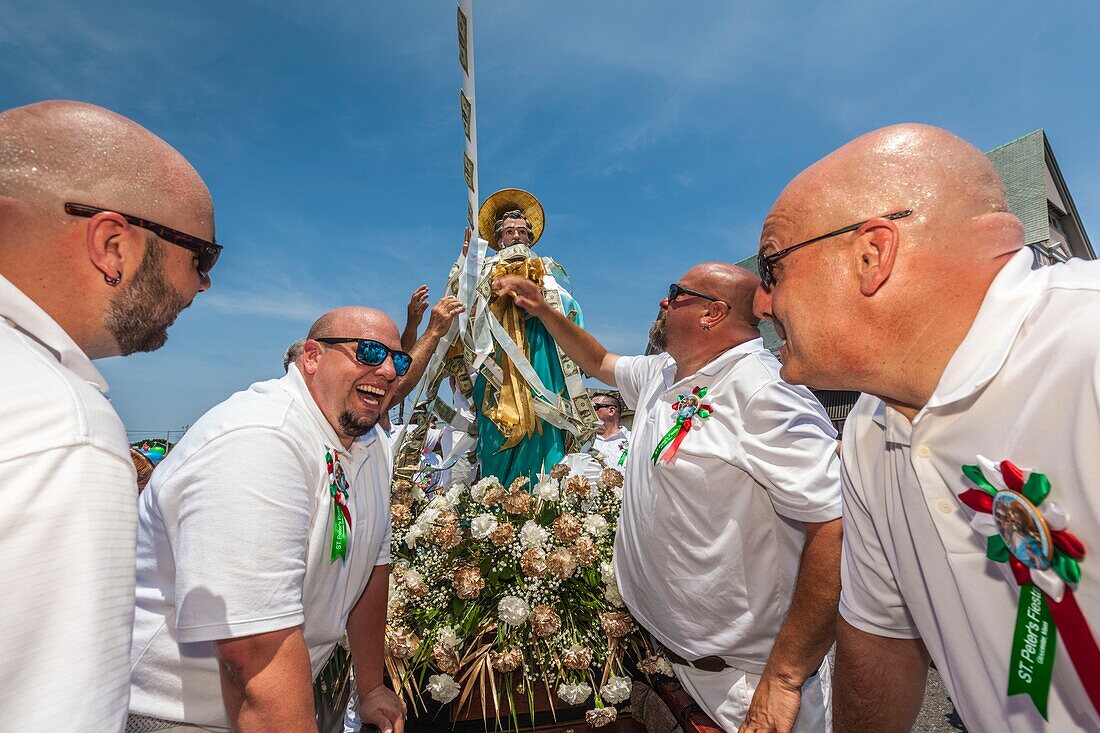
[593,403,617,411]
[667,282,723,304]
[757,209,913,289]
[315,338,412,376]
[65,202,222,279]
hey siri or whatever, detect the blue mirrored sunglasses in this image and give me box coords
[315,338,412,376]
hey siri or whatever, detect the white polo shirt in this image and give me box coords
[839,248,1100,732]
[593,426,631,470]
[614,339,842,672]
[0,274,136,732]
[129,365,392,729]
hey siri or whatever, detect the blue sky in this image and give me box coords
[3,1,1099,438]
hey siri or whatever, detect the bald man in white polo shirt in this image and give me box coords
[0,100,216,732]
[754,123,1100,732]
[496,264,843,732]
[128,307,430,733]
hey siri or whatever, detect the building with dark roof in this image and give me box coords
[732,129,1094,433]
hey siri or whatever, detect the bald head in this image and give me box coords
[765,123,1016,256]
[307,306,400,343]
[0,100,213,238]
[691,262,761,332]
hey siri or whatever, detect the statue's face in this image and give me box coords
[499,216,531,247]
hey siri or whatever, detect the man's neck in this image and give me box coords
[597,423,621,439]
[672,331,752,382]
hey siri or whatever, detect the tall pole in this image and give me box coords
[458,0,479,234]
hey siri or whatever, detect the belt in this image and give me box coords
[652,638,732,673]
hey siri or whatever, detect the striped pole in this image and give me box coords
[457,0,479,233]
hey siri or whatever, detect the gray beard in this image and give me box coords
[105,237,191,355]
[647,310,667,353]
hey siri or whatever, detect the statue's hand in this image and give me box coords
[493,275,548,316]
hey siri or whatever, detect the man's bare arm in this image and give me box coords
[493,274,619,384]
[740,518,842,732]
[214,627,315,733]
[389,296,464,407]
[401,285,430,352]
[347,564,406,733]
[833,618,930,733]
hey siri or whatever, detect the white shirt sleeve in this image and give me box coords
[0,444,136,732]
[838,443,921,639]
[165,427,315,643]
[739,380,843,523]
[614,354,663,409]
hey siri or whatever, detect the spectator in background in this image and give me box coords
[284,337,306,372]
[0,99,217,732]
[590,391,631,471]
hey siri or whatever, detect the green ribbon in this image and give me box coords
[1007,583,1056,719]
[617,449,627,466]
[330,499,348,562]
[650,418,684,465]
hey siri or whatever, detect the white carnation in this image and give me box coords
[427,673,461,703]
[655,656,674,676]
[534,480,559,501]
[412,485,426,502]
[604,583,625,608]
[599,561,616,586]
[437,625,461,649]
[429,491,457,510]
[404,524,425,549]
[556,682,593,705]
[600,675,632,704]
[471,477,498,503]
[470,514,498,540]
[418,507,441,528]
[519,520,550,549]
[497,595,530,626]
[403,568,424,592]
[583,514,609,537]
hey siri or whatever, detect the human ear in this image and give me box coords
[84,212,146,284]
[855,220,900,296]
[300,340,323,375]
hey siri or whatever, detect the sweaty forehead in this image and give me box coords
[331,310,400,347]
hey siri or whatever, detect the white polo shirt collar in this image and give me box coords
[284,364,378,466]
[0,273,107,392]
[923,248,1035,413]
[660,336,766,391]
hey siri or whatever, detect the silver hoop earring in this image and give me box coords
[104,270,122,286]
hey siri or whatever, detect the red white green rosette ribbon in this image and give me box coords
[651,386,713,465]
[326,450,352,562]
[958,455,1099,719]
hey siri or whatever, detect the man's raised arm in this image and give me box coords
[494,275,619,385]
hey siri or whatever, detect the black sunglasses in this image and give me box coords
[593,402,617,411]
[757,209,913,289]
[667,282,722,304]
[65,202,222,279]
[315,338,412,376]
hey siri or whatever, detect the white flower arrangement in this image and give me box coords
[386,463,649,732]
